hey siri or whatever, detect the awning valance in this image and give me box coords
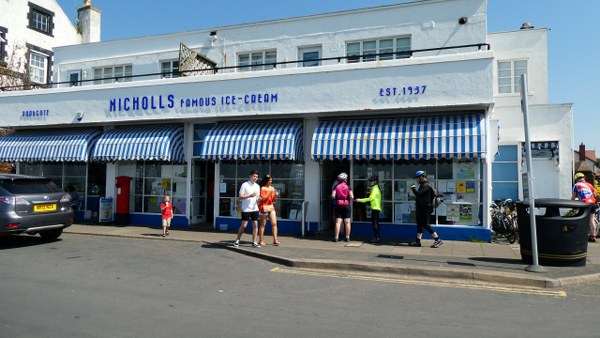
[311,114,486,160]
[521,141,559,164]
[0,129,101,162]
[200,122,303,161]
[91,126,184,162]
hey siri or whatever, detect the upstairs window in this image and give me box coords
[161,60,179,78]
[0,27,7,65]
[29,51,48,84]
[28,3,54,36]
[299,47,322,67]
[498,60,527,94]
[346,37,411,63]
[93,65,133,84]
[238,51,277,72]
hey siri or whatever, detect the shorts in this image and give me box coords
[334,205,351,219]
[241,211,259,222]
[259,211,272,217]
[162,218,172,227]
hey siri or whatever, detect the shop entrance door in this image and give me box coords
[191,161,214,225]
[320,160,350,231]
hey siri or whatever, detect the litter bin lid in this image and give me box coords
[517,198,589,208]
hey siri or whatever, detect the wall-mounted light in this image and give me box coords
[76,112,84,121]
[458,17,468,25]
[210,31,218,46]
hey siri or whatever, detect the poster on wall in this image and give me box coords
[99,197,114,223]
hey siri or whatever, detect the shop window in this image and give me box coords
[119,162,188,215]
[351,158,482,226]
[18,162,105,211]
[218,160,305,220]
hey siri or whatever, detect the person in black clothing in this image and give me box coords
[409,171,443,248]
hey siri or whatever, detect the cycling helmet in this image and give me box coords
[337,172,348,182]
[574,172,585,181]
[415,170,427,178]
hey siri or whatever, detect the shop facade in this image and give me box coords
[0,0,574,241]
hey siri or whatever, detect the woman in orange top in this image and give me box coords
[258,174,280,246]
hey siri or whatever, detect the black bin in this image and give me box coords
[517,198,591,267]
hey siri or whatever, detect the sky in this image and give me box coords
[56,0,600,151]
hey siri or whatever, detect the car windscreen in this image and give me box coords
[0,179,63,194]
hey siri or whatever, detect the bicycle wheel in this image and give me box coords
[502,216,517,244]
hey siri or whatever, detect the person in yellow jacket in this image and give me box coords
[356,175,382,242]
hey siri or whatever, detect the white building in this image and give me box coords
[0,0,100,87]
[0,0,573,241]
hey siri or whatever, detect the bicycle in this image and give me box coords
[490,199,519,244]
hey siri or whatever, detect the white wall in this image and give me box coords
[1,0,80,73]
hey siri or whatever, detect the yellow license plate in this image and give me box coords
[34,203,57,212]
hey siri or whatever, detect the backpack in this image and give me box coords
[428,184,443,208]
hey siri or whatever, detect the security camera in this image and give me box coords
[458,17,468,25]
[76,112,84,121]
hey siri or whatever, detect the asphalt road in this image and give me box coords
[1,234,599,338]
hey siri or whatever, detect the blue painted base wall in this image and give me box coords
[121,214,491,242]
[215,217,491,242]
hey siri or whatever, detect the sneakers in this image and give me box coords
[408,241,422,247]
[252,242,261,248]
[431,239,443,248]
[233,239,240,247]
[344,237,350,242]
[589,236,596,243]
[332,237,339,242]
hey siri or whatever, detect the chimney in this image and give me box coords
[579,143,586,161]
[77,0,101,43]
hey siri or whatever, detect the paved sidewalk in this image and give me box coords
[64,223,600,289]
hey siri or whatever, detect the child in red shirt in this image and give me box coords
[160,195,173,237]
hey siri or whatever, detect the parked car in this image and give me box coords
[0,174,73,240]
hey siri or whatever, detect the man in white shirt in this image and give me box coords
[233,170,262,248]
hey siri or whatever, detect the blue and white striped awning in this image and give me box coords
[311,114,486,160]
[0,129,101,162]
[200,122,303,160]
[91,126,185,162]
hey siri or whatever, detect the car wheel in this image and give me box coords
[39,228,64,241]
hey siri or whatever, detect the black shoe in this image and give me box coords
[431,239,443,248]
[332,237,339,242]
[408,241,422,247]
[589,236,596,243]
[370,238,380,243]
[344,237,350,242]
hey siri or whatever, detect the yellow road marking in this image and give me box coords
[270,267,567,298]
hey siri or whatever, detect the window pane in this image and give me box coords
[346,42,361,63]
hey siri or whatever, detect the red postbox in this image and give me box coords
[115,176,132,225]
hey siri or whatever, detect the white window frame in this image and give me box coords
[497,59,528,94]
[346,37,411,63]
[298,46,322,67]
[93,65,133,84]
[29,52,48,84]
[237,50,277,72]
[160,60,180,78]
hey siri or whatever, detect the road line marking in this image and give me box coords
[270,267,567,297]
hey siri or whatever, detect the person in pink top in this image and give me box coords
[331,172,354,242]
[160,195,173,237]
[572,172,597,242]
